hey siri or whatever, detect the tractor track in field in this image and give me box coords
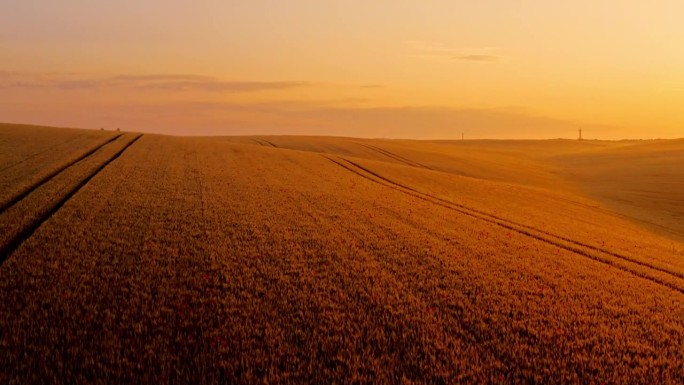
[0,133,124,214]
[342,158,684,279]
[252,138,278,148]
[324,155,684,295]
[0,134,143,264]
[260,139,278,148]
[357,143,432,170]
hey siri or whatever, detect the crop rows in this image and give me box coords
[357,143,432,170]
[0,133,142,262]
[325,155,684,294]
[2,137,683,383]
[0,134,123,213]
[0,124,119,209]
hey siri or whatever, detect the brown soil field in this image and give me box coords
[1,124,684,383]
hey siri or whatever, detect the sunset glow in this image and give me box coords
[2,1,683,138]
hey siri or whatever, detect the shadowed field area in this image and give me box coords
[1,124,684,383]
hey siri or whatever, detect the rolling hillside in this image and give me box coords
[1,124,683,383]
[236,135,684,242]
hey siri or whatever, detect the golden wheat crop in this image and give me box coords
[0,123,119,209]
[1,126,683,383]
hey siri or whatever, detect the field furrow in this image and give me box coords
[0,133,123,214]
[357,143,432,170]
[0,125,120,209]
[1,132,684,383]
[330,155,684,294]
[0,134,142,262]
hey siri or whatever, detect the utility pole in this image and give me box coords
[578,128,582,141]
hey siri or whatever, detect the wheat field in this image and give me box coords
[1,123,684,383]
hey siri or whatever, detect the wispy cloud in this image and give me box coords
[0,71,309,93]
[111,74,211,82]
[139,80,309,92]
[0,84,614,138]
[406,40,505,63]
[454,54,500,62]
[94,101,608,139]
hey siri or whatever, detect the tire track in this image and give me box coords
[259,138,279,148]
[0,133,124,214]
[342,158,684,280]
[358,143,432,170]
[324,155,684,295]
[364,144,429,169]
[0,134,143,264]
[251,138,278,148]
[342,157,684,284]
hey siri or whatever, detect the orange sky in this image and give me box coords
[1,1,682,139]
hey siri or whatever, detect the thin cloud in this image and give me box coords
[406,40,505,63]
[0,70,19,79]
[111,74,212,82]
[139,80,309,92]
[119,101,609,139]
[0,71,310,93]
[54,79,106,90]
[454,54,501,62]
